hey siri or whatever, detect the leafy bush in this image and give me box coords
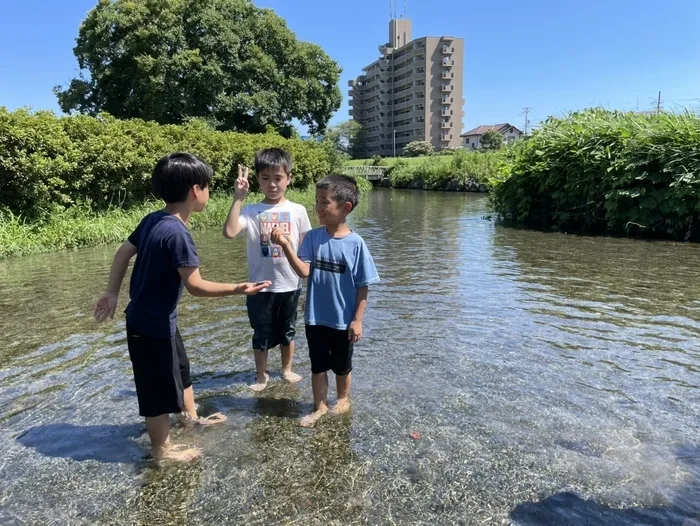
[480,130,504,150]
[490,108,700,239]
[388,151,503,189]
[0,108,337,219]
[403,141,434,157]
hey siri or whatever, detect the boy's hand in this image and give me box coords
[94,292,118,322]
[349,320,363,343]
[234,164,250,201]
[235,281,272,295]
[271,227,290,248]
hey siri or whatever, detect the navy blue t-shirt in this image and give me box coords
[125,211,200,338]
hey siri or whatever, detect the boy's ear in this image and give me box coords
[344,201,353,214]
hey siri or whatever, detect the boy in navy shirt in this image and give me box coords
[272,175,379,427]
[94,153,269,462]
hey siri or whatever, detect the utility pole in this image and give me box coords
[523,106,531,136]
[656,91,662,115]
[393,129,396,157]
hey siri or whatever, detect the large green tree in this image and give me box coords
[54,0,342,134]
[480,130,504,150]
[322,120,365,158]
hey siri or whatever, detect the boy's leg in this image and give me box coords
[175,330,226,425]
[279,290,302,383]
[330,329,354,415]
[127,328,201,462]
[247,294,272,391]
[280,343,301,382]
[333,373,353,415]
[300,325,330,427]
[251,349,270,391]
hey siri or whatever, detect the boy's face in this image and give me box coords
[315,189,351,226]
[192,184,210,212]
[258,167,291,201]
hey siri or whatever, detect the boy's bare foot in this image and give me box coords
[151,444,202,463]
[281,369,302,383]
[299,407,328,428]
[182,412,228,426]
[250,372,269,392]
[329,399,351,416]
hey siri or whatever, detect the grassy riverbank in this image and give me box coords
[0,190,316,259]
[490,109,700,240]
[345,150,505,190]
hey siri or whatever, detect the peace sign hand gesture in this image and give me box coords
[235,164,250,201]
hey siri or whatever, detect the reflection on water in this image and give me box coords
[0,189,699,524]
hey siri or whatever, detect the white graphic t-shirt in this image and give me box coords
[239,201,312,292]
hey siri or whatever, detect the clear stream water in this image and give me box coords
[0,189,699,525]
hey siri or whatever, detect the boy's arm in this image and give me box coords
[223,165,250,239]
[349,287,369,343]
[271,227,310,278]
[94,241,137,322]
[178,268,270,297]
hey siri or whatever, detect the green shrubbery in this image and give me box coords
[0,108,337,220]
[0,190,316,259]
[490,109,700,239]
[389,150,504,190]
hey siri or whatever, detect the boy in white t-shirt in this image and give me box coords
[223,148,312,391]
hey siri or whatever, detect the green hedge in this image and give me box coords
[0,108,336,219]
[389,150,504,190]
[490,109,700,239]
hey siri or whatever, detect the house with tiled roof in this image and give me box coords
[461,123,523,149]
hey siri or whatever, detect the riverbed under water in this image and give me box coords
[1,189,699,525]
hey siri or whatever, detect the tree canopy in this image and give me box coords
[54,0,342,135]
[480,130,505,150]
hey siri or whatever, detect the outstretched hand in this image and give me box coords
[236,281,272,295]
[235,164,250,201]
[270,227,290,248]
[94,293,118,322]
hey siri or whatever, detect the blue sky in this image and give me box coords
[1,0,698,133]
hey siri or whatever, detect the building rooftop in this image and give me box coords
[461,123,522,137]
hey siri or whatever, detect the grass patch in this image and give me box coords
[0,189,316,260]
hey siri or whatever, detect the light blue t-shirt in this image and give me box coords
[298,227,380,330]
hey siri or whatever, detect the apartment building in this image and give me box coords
[348,18,464,157]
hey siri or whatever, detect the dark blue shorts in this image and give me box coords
[305,324,353,376]
[126,326,191,418]
[246,290,301,351]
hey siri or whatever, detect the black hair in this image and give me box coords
[152,152,213,203]
[316,174,360,212]
[254,148,293,176]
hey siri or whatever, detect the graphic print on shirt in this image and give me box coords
[316,257,347,274]
[258,211,291,258]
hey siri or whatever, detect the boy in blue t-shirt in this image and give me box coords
[272,175,379,427]
[94,153,270,462]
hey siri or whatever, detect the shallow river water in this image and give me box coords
[1,189,699,525]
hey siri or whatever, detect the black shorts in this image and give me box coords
[246,290,301,351]
[126,326,191,418]
[305,324,354,376]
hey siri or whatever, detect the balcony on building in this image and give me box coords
[441,84,453,92]
[442,45,454,55]
[442,121,452,129]
[442,70,453,79]
[442,58,454,67]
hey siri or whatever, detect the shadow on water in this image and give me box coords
[511,444,700,526]
[17,423,145,463]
